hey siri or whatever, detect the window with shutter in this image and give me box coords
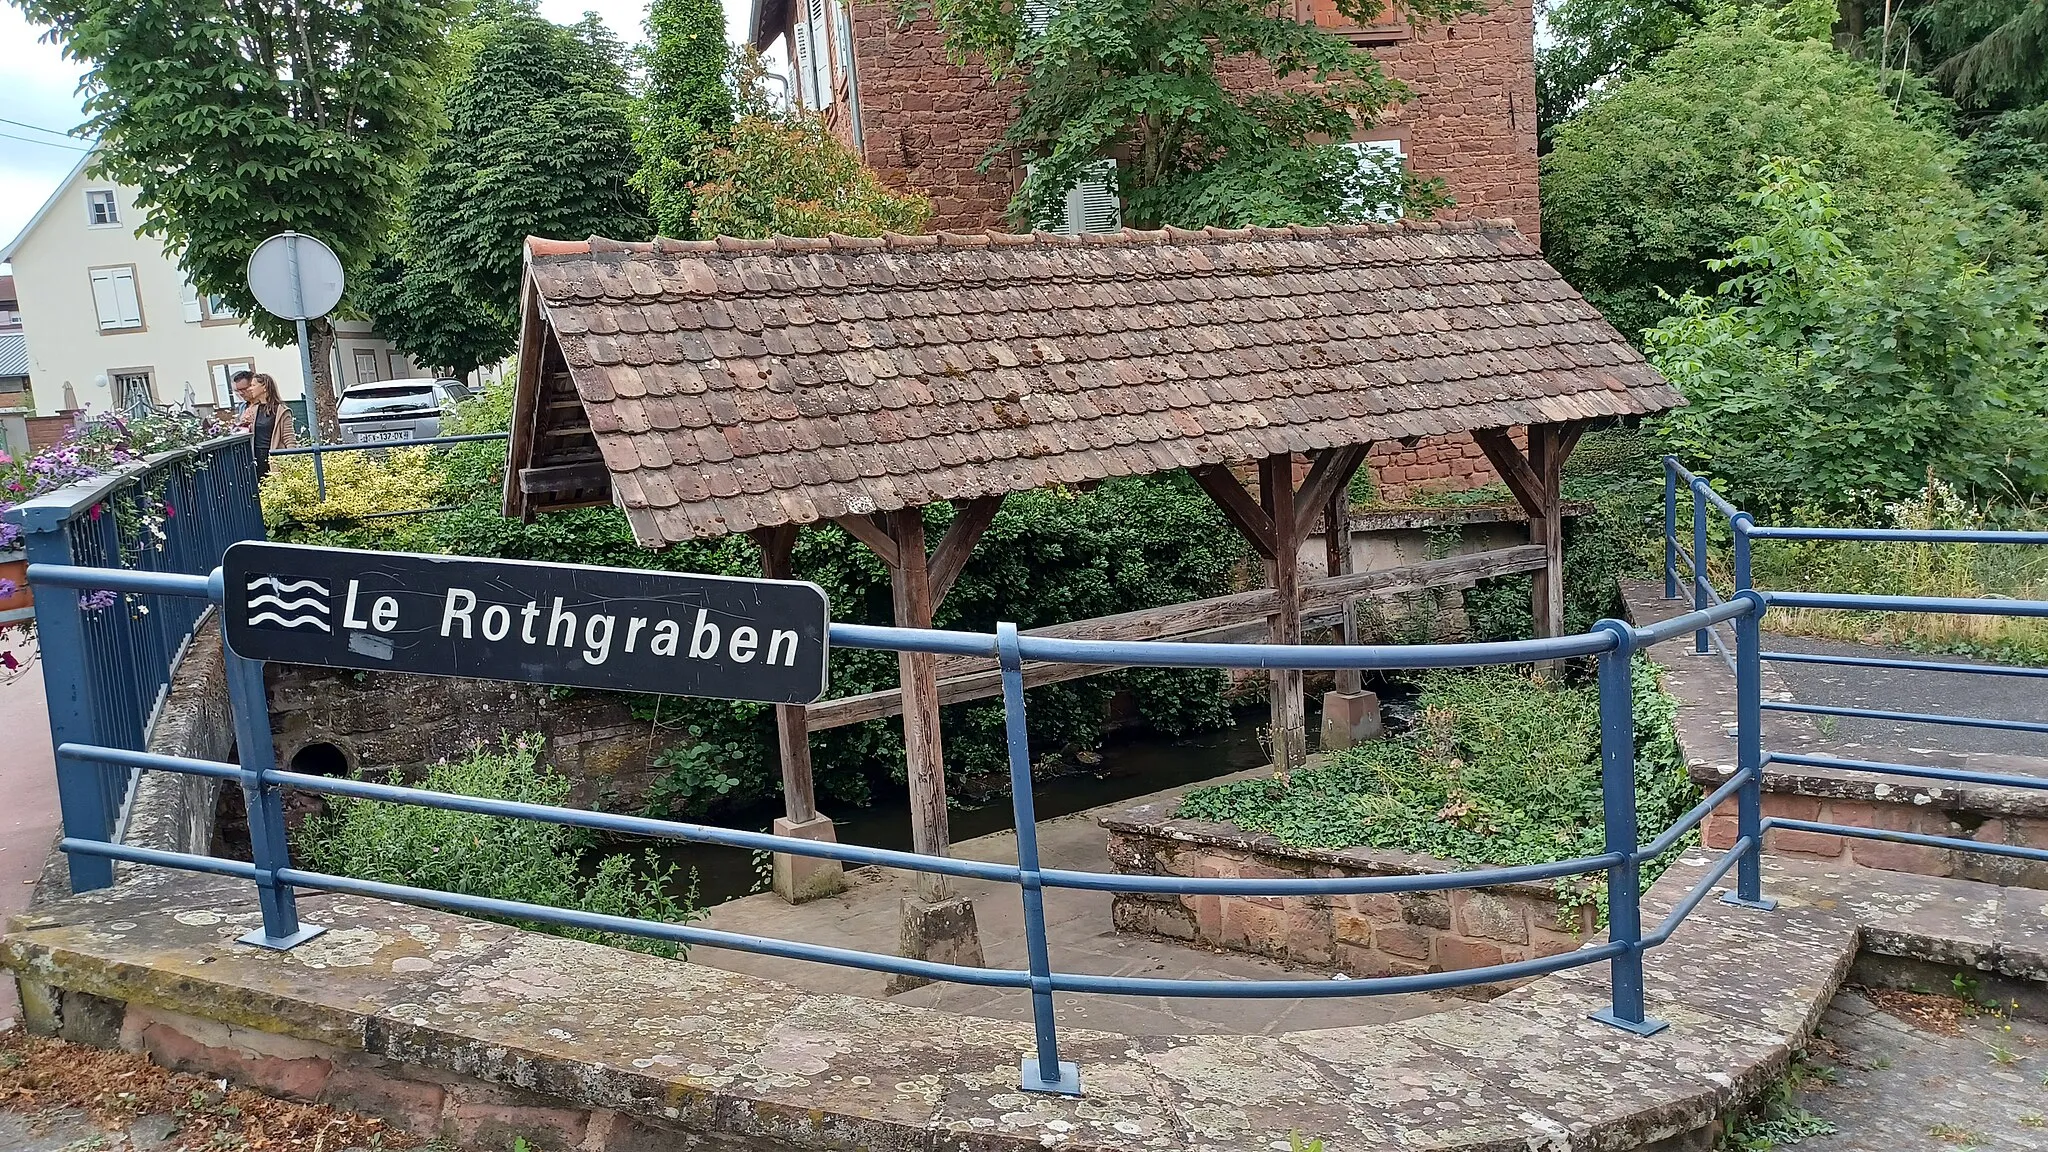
[1295,0,1409,43]
[1341,139,1405,222]
[85,190,120,227]
[792,20,818,108]
[806,0,834,109]
[1022,0,1059,35]
[89,267,144,331]
[1027,160,1122,235]
[180,276,204,324]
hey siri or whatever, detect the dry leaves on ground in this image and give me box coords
[1859,985,1967,1036]
[0,1027,422,1150]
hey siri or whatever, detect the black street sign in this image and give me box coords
[221,541,830,703]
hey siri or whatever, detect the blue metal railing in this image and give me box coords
[7,437,264,887]
[1661,455,2048,908]
[270,432,509,505]
[26,550,1764,1092]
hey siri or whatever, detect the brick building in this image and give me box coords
[745,0,1540,497]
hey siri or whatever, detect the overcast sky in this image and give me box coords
[0,0,766,263]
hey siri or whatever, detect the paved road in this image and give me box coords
[1764,633,2048,761]
[0,664,57,1025]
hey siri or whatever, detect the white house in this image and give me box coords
[2,150,419,421]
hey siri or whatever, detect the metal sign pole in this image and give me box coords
[287,234,322,450]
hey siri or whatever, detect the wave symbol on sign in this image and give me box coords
[247,575,332,632]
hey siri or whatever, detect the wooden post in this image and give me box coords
[756,526,818,824]
[1529,425,1566,643]
[1324,483,1361,696]
[1260,454,1306,777]
[753,524,842,903]
[888,506,952,904]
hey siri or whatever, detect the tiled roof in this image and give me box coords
[518,221,1680,546]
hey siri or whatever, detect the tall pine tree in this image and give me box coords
[364,2,651,378]
[635,0,738,237]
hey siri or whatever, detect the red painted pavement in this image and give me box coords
[0,663,57,1025]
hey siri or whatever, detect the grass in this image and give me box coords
[1175,661,1695,923]
[1725,1058,1840,1150]
[1746,480,2048,666]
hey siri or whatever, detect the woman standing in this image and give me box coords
[232,370,298,476]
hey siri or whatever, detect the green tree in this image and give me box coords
[635,0,738,237]
[1648,161,2048,513]
[1540,7,1972,338]
[21,0,457,437]
[913,0,1471,229]
[1535,0,1706,146]
[363,4,651,378]
[689,115,933,238]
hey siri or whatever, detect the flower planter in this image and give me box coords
[0,549,30,615]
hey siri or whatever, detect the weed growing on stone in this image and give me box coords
[1725,1058,1838,1151]
[298,735,703,958]
[2021,1114,2046,1128]
[1989,1039,2025,1066]
[1288,1135,1326,1152]
[1176,661,1695,924]
[1930,1122,1990,1144]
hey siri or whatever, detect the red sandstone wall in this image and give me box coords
[845,0,1540,239]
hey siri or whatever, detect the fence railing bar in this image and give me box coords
[1760,650,2048,680]
[26,564,215,598]
[60,838,266,882]
[1763,591,2048,619]
[1634,768,1752,862]
[1641,836,1752,948]
[1764,751,2048,794]
[1746,526,2048,544]
[1626,597,1753,649]
[270,432,511,457]
[1763,819,2048,865]
[272,866,1036,988]
[1759,699,2048,736]
[1049,942,1626,999]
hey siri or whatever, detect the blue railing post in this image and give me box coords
[19,514,115,891]
[1690,478,1711,654]
[218,612,324,949]
[1662,459,1678,600]
[312,452,326,503]
[1724,588,1777,912]
[1589,620,1667,1037]
[999,623,1080,1095]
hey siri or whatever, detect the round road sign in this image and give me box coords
[246,231,345,321]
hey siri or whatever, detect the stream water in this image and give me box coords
[637,714,1272,907]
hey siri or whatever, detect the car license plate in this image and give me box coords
[356,429,412,444]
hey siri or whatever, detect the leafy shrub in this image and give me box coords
[689,115,931,239]
[1175,661,1694,921]
[259,447,447,550]
[1541,8,1973,339]
[298,736,697,957]
[1649,161,2048,516]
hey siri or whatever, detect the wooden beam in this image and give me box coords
[806,545,1550,730]
[1325,473,1361,695]
[1556,420,1587,464]
[887,507,951,904]
[835,513,900,568]
[1295,445,1369,530]
[517,461,612,495]
[1471,428,1547,521]
[1529,424,1566,645]
[1261,454,1307,777]
[753,525,817,825]
[1192,464,1275,559]
[503,283,551,522]
[927,495,1003,608]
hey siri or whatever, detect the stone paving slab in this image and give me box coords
[2,847,1946,1152]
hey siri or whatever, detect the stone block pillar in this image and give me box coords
[771,814,846,903]
[885,896,984,994]
[1320,690,1383,751]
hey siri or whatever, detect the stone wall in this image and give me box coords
[264,665,661,809]
[846,0,1539,239]
[1704,788,2048,890]
[124,613,235,859]
[1104,803,1591,986]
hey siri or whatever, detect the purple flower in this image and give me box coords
[80,589,117,611]
[0,579,15,599]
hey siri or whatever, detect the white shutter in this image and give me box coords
[1076,160,1120,233]
[792,20,817,109]
[180,276,204,323]
[91,270,123,330]
[1023,0,1059,34]
[808,0,834,109]
[112,270,142,327]
[1343,140,1405,221]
